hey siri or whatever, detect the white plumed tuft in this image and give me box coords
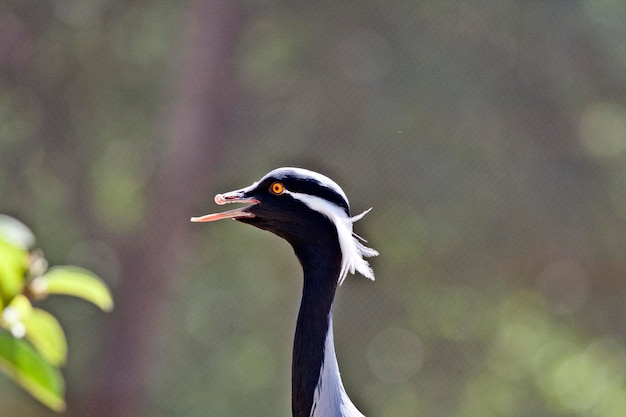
[285,191,379,285]
[337,208,379,285]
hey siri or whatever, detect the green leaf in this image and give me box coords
[6,294,32,316]
[2,295,67,366]
[0,238,28,308]
[22,308,68,367]
[0,331,65,412]
[1,295,31,338]
[40,266,114,311]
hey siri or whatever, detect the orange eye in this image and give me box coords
[270,182,285,195]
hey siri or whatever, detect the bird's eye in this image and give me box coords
[270,182,285,195]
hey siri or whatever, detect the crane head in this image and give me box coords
[191,167,378,282]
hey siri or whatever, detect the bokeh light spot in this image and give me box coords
[579,101,626,159]
[367,327,423,383]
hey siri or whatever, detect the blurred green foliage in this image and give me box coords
[2,1,626,416]
[0,216,112,412]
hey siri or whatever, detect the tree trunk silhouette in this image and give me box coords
[79,1,244,416]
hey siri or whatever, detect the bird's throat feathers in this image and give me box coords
[291,222,368,417]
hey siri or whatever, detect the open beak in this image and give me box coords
[190,190,259,222]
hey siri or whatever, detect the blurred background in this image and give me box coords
[2,1,626,416]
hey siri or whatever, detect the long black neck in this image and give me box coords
[290,225,342,417]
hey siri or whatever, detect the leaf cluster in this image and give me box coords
[0,215,113,412]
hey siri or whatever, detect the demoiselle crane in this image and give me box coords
[191,167,378,417]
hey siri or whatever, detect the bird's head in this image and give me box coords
[191,167,378,283]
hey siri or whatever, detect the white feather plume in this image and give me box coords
[286,192,379,285]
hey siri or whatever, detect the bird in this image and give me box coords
[191,167,378,417]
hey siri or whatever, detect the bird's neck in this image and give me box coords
[291,243,364,417]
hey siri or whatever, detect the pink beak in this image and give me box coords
[190,191,258,222]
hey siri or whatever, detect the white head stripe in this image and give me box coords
[285,190,378,284]
[261,167,350,207]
